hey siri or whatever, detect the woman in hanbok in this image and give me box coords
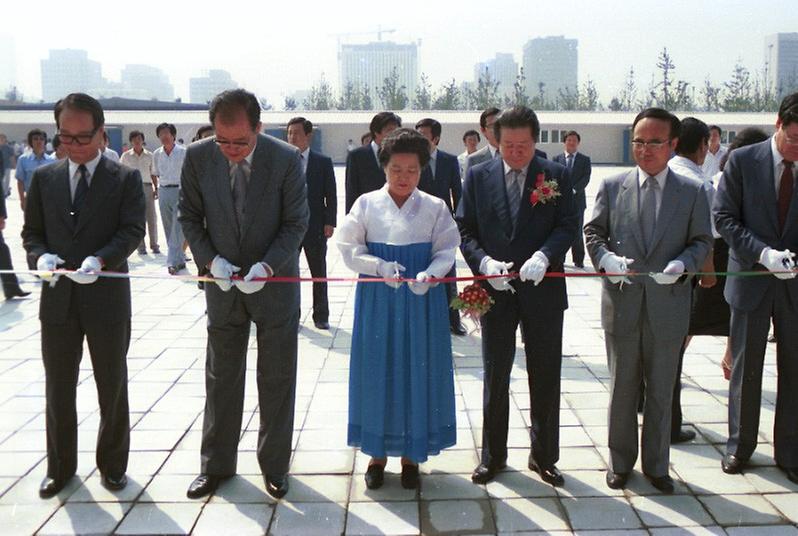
[337,128,460,490]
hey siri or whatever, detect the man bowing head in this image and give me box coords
[179,89,309,500]
[456,106,578,486]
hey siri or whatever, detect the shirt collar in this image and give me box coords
[430,148,438,160]
[503,160,529,177]
[300,147,310,160]
[488,144,499,158]
[370,140,380,161]
[771,135,790,172]
[68,150,102,179]
[564,150,576,157]
[637,165,669,189]
[669,155,704,178]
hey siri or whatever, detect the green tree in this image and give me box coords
[504,68,530,107]
[303,75,334,110]
[377,66,409,110]
[467,67,501,110]
[431,79,461,110]
[722,62,753,111]
[608,67,637,111]
[338,80,360,110]
[413,73,432,110]
[283,96,297,111]
[700,78,721,111]
[361,83,373,110]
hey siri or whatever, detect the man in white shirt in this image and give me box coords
[152,122,187,273]
[120,130,159,255]
[701,125,728,177]
[457,129,481,177]
[102,132,120,162]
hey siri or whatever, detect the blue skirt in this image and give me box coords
[348,241,456,462]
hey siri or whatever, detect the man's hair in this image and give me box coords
[129,130,145,142]
[463,129,480,143]
[377,128,431,169]
[369,112,402,137]
[360,132,372,145]
[675,117,710,155]
[493,106,541,143]
[52,134,61,150]
[709,125,722,136]
[156,122,177,137]
[27,128,47,146]
[632,107,681,139]
[719,127,770,171]
[209,88,261,130]
[777,91,798,126]
[479,107,501,129]
[564,130,581,142]
[415,118,442,140]
[287,116,313,135]
[54,93,105,130]
[194,125,214,141]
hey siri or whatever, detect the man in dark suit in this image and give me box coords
[0,149,30,300]
[585,108,712,494]
[22,93,145,498]
[287,116,336,330]
[553,130,591,268]
[415,118,465,335]
[713,92,798,484]
[468,107,547,174]
[456,106,578,487]
[179,89,309,500]
[345,111,401,213]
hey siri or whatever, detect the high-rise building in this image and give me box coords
[339,41,418,109]
[766,33,798,97]
[522,36,578,104]
[189,69,237,104]
[120,64,174,101]
[474,53,518,99]
[0,34,15,97]
[41,49,103,102]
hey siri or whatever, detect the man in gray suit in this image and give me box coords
[713,92,798,484]
[179,89,309,500]
[584,108,712,493]
[466,107,502,171]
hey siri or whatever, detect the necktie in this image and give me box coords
[778,160,794,232]
[640,176,658,250]
[507,169,522,222]
[566,153,574,170]
[72,164,89,219]
[493,148,501,160]
[231,160,249,232]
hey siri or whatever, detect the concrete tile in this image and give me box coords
[725,527,798,536]
[555,470,625,498]
[765,493,798,523]
[192,503,274,536]
[630,495,714,527]
[283,474,350,503]
[208,475,274,504]
[139,474,196,502]
[37,501,131,535]
[698,494,786,525]
[350,471,417,502]
[486,469,559,499]
[0,503,59,535]
[270,501,346,535]
[290,449,354,474]
[561,496,643,530]
[649,527,726,536]
[492,497,570,532]
[345,501,419,535]
[68,474,147,502]
[683,468,759,495]
[420,499,496,535]
[115,502,203,535]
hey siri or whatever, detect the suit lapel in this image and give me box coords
[486,160,512,238]
[241,137,271,240]
[212,146,238,239]
[511,159,542,241]
[75,158,115,234]
[619,169,646,255]
[647,170,682,255]
[756,142,781,235]
[53,161,74,231]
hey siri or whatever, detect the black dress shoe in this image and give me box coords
[450,322,467,336]
[647,474,674,494]
[314,320,330,330]
[779,466,798,484]
[471,461,506,484]
[101,473,127,491]
[574,261,585,269]
[401,464,419,489]
[5,288,30,300]
[265,474,289,499]
[186,474,221,499]
[39,476,66,499]
[605,470,629,489]
[528,459,565,487]
[721,454,745,474]
[671,428,697,444]
[365,464,385,489]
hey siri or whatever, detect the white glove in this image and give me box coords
[210,255,241,292]
[377,260,406,289]
[235,262,269,294]
[482,259,515,292]
[760,248,797,280]
[67,256,102,285]
[408,271,435,295]
[37,253,65,287]
[600,253,633,285]
[651,260,685,285]
[519,251,549,286]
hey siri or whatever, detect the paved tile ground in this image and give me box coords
[0,166,796,535]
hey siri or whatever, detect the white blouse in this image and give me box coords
[337,185,461,278]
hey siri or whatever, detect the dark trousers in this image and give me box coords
[570,208,585,265]
[727,288,798,468]
[41,297,131,481]
[201,291,299,477]
[0,231,23,296]
[301,239,329,322]
[480,289,563,468]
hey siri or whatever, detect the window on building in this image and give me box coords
[540,130,549,143]
[723,130,737,144]
[551,130,560,143]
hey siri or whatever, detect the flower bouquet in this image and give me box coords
[450,283,494,332]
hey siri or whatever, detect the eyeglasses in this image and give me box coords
[58,128,98,146]
[214,138,250,149]
[631,139,670,150]
[780,128,798,146]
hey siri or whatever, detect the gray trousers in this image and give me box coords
[138,185,159,251]
[727,286,798,468]
[158,186,184,267]
[606,308,683,477]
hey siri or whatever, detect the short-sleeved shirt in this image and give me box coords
[15,152,55,192]
[120,148,155,184]
[152,144,186,186]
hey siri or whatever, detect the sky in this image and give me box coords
[2,0,796,106]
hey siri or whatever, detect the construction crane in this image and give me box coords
[330,27,398,56]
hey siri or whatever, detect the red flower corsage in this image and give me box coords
[530,172,561,206]
[450,283,494,332]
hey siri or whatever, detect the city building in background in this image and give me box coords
[766,33,798,97]
[523,36,578,102]
[338,41,418,105]
[473,53,518,100]
[120,65,175,101]
[40,49,103,102]
[189,69,237,104]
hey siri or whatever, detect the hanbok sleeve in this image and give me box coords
[425,200,461,278]
[336,195,382,276]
